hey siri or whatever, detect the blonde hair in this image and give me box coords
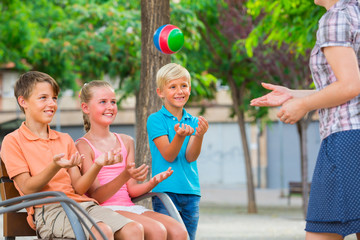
[14,71,59,113]
[156,63,191,90]
[79,80,113,132]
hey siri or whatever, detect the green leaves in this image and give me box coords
[245,0,325,56]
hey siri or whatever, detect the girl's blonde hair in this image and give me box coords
[156,63,191,90]
[79,80,113,132]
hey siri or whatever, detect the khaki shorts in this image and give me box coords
[34,201,132,239]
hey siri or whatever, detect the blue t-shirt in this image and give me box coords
[147,106,200,196]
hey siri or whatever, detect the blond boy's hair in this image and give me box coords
[14,71,60,113]
[156,63,191,90]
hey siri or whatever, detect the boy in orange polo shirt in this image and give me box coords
[0,71,144,239]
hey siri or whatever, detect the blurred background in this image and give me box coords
[0,0,331,239]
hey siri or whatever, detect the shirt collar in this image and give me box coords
[330,0,358,10]
[159,105,191,120]
[20,122,58,140]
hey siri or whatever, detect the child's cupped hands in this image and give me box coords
[174,123,194,137]
[195,116,208,137]
[150,167,173,186]
[126,162,149,182]
[53,152,83,168]
[94,149,123,167]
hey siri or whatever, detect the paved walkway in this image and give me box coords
[1,187,359,239]
[197,187,358,240]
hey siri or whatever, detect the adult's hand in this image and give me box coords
[250,83,292,107]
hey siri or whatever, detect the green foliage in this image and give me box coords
[245,0,325,57]
[1,0,323,111]
[170,1,218,102]
[0,0,37,70]
[175,0,269,118]
[28,1,141,91]
[169,0,320,123]
[1,0,216,104]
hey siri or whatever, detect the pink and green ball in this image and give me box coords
[153,24,184,54]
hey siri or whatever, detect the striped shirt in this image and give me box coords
[309,0,360,139]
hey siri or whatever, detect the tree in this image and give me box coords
[0,0,143,90]
[0,0,67,71]
[179,0,261,213]
[173,0,321,215]
[245,0,325,217]
[30,1,142,90]
[137,0,170,182]
[0,0,216,204]
[137,0,217,188]
[0,0,213,160]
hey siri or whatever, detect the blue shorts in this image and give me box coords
[152,192,200,240]
[306,129,360,237]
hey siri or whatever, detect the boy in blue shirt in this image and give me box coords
[147,63,209,240]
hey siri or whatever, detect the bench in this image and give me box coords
[288,181,311,205]
[0,158,188,239]
[0,159,38,239]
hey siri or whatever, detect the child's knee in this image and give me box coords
[147,221,167,239]
[174,227,188,240]
[168,223,188,240]
[117,221,144,239]
[91,222,113,239]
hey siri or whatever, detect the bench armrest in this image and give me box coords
[0,191,107,240]
[132,192,184,225]
[133,192,190,239]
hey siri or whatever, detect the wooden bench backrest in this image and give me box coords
[289,181,311,194]
[0,157,37,238]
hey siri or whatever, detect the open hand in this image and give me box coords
[250,83,292,107]
[149,167,173,186]
[94,149,122,167]
[53,152,83,168]
[195,116,208,137]
[174,123,194,137]
[126,162,149,182]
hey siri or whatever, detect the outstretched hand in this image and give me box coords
[195,116,208,137]
[53,152,83,168]
[126,162,149,182]
[94,149,122,167]
[174,123,194,137]
[149,167,173,186]
[250,83,292,107]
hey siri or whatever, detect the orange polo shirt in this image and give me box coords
[0,122,94,228]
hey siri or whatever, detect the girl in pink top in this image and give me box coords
[76,80,188,240]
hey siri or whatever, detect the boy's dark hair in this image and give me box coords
[14,71,60,113]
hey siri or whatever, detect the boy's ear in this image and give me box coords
[156,88,163,98]
[81,102,90,114]
[17,96,26,109]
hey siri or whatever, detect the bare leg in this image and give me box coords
[356,232,360,239]
[306,232,343,240]
[116,210,166,240]
[90,222,114,240]
[142,211,188,240]
[114,221,144,240]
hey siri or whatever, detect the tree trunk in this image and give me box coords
[296,111,315,218]
[238,109,257,213]
[228,76,257,213]
[137,0,170,207]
